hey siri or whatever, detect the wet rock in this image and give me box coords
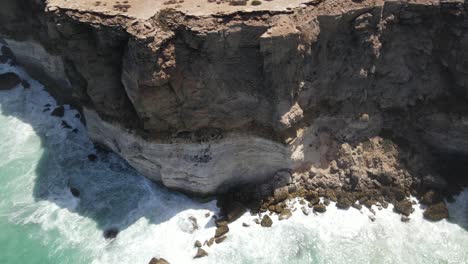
[401,216,410,222]
[301,206,310,215]
[393,199,414,216]
[273,186,289,202]
[368,215,376,222]
[215,235,227,244]
[309,197,320,205]
[215,225,229,237]
[51,106,65,117]
[103,228,119,239]
[149,257,170,264]
[323,198,331,206]
[0,72,21,90]
[313,203,327,213]
[382,187,406,203]
[1,46,15,62]
[325,190,337,201]
[194,240,202,248]
[242,222,250,227]
[61,120,72,129]
[278,209,292,220]
[336,197,353,209]
[352,203,362,210]
[223,201,246,222]
[70,187,80,197]
[420,190,443,205]
[194,248,208,258]
[363,199,376,209]
[88,154,98,162]
[205,237,215,247]
[21,80,30,89]
[423,202,449,221]
[215,219,228,228]
[260,215,273,227]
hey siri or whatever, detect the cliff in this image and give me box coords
[1,0,467,196]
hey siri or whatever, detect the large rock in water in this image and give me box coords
[393,199,414,216]
[0,72,20,90]
[423,202,449,221]
[148,258,169,264]
[1,0,468,196]
[260,215,273,227]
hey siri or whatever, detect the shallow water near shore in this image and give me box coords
[1,62,468,264]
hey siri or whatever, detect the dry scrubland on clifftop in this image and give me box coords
[0,0,467,215]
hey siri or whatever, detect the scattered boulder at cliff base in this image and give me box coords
[103,228,119,239]
[273,186,289,202]
[61,120,72,129]
[279,209,292,220]
[215,236,227,244]
[194,248,208,258]
[215,225,229,237]
[51,106,65,117]
[313,203,327,213]
[393,199,414,216]
[70,187,80,197]
[0,72,21,90]
[21,80,30,89]
[148,257,170,264]
[260,215,272,227]
[87,154,97,162]
[1,46,15,61]
[423,202,449,221]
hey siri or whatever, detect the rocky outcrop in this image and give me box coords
[1,0,468,196]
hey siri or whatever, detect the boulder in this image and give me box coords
[103,228,119,239]
[423,202,449,221]
[194,248,208,259]
[51,106,65,117]
[215,225,229,237]
[206,238,215,247]
[336,197,353,209]
[194,240,202,248]
[313,203,327,213]
[1,46,15,61]
[70,187,80,197]
[215,236,227,244]
[215,219,228,228]
[87,154,98,162]
[260,215,273,227]
[273,186,289,202]
[352,203,362,210]
[278,209,292,220]
[21,80,30,88]
[0,72,21,90]
[393,199,414,216]
[401,216,410,222]
[149,258,170,264]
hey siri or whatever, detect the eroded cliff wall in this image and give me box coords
[1,0,467,195]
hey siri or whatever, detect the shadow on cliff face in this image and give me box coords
[0,57,215,239]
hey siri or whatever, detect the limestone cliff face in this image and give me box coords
[1,0,467,195]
